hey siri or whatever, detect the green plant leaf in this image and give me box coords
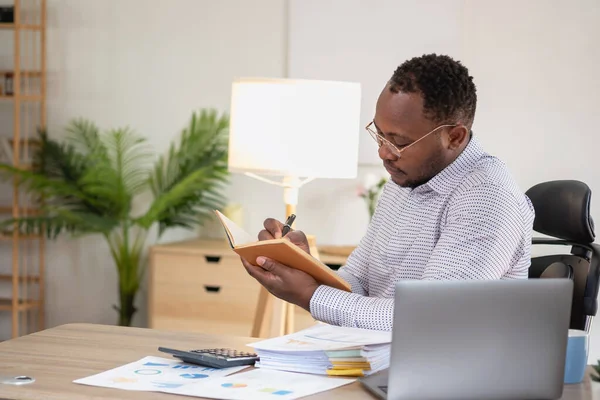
[0,210,118,239]
[139,108,229,235]
[65,121,153,219]
[65,118,104,155]
[0,167,110,222]
[26,128,114,217]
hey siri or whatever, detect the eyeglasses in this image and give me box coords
[366,121,457,158]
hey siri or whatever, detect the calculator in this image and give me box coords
[158,347,259,369]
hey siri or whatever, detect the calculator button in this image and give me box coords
[190,348,257,358]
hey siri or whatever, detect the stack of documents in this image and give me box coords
[247,323,392,377]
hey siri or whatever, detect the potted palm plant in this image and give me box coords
[0,108,230,326]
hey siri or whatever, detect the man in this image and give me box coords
[240,54,535,331]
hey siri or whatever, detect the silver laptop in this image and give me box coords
[360,279,573,400]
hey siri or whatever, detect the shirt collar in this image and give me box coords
[414,135,485,195]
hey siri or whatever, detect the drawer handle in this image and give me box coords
[204,285,221,293]
[204,255,221,263]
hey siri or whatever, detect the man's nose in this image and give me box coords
[378,144,397,161]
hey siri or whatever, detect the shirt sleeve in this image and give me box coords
[333,227,374,296]
[309,285,395,330]
[307,182,533,331]
[423,183,534,280]
[308,183,396,331]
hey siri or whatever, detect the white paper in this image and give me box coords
[247,323,392,352]
[73,356,353,399]
[73,356,248,392]
[246,324,392,377]
[169,368,355,400]
[215,210,255,246]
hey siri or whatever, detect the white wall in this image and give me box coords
[288,0,465,166]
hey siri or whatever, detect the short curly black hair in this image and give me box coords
[389,54,477,128]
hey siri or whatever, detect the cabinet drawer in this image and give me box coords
[150,251,261,335]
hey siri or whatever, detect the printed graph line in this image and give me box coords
[173,365,200,369]
[152,381,183,389]
[302,334,368,344]
[180,373,209,379]
[143,362,170,367]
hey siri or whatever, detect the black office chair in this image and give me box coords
[540,261,574,279]
[526,180,600,332]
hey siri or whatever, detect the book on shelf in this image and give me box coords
[214,210,350,292]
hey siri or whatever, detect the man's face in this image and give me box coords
[373,87,449,188]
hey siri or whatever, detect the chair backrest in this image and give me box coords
[540,261,574,279]
[526,180,600,331]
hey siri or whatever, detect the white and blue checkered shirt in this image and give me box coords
[309,137,535,330]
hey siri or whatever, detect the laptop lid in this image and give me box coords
[386,279,573,400]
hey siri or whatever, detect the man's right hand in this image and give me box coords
[258,218,311,255]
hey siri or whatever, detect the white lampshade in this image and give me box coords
[228,78,361,179]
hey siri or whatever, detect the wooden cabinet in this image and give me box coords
[148,239,347,337]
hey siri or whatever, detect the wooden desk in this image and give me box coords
[0,323,596,400]
[0,323,367,399]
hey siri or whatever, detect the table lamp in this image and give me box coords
[228,77,361,337]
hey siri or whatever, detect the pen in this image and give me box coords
[281,214,296,237]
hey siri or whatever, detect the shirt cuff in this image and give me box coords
[309,285,346,326]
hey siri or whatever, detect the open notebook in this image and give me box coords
[214,210,351,292]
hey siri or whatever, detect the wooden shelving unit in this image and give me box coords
[0,23,41,31]
[0,94,42,101]
[0,0,46,339]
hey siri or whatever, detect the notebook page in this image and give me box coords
[215,210,255,246]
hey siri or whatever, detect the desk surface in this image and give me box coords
[0,323,370,400]
[0,323,596,400]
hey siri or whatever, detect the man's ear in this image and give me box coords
[446,125,469,150]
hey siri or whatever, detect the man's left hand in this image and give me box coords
[240,256,319,312]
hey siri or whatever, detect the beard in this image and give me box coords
[392,144,447,189]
